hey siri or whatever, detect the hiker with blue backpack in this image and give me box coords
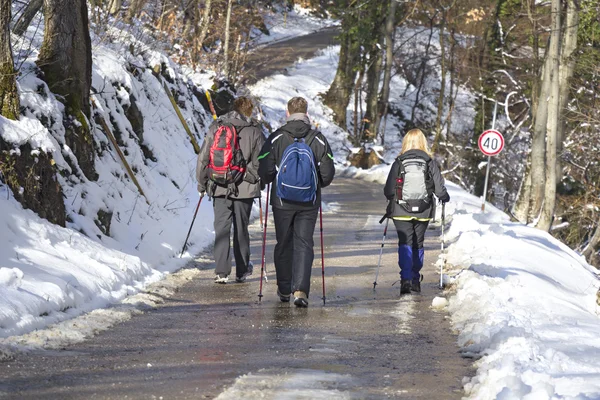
[384,128,449,294]
[258,97,335,307]
[196,97,265,284]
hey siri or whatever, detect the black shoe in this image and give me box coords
[411,274,423,292]
[277,289,291,303]
[293,291,308,307]
[400,280,412,294]
[411,281,421,292]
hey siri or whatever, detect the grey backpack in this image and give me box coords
[394,157,432,213]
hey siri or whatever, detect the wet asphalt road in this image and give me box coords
[0,178,473,399]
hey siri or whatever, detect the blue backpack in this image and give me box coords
[276,132,318,203]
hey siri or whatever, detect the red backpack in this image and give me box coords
[207,122,246,188]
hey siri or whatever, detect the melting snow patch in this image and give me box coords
[0,267,201,353]
[215,369,354,400]
[431,296,448,310]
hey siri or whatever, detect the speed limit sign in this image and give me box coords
[478,129,504,156]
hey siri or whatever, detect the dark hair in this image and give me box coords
[234,97,254,117]
[287,97,308,114]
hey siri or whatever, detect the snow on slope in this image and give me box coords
[0,6,335,350]
[0,25,216,342]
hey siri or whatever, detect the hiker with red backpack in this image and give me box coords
[196,97,265,284]
[257,97,335,307]
[384,128,449,294]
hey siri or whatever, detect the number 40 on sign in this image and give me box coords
[478,129,505,212]
[478,129,505,156]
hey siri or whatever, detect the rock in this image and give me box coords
[348,148,382,169]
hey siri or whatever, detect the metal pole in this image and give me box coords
[440,202,445,288]
[373,217,390,289]
[258,184,270,301]
[180,196,203,258]
[481,101,498,212]
[319,205,326,305]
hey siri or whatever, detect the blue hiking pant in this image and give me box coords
[393,219,429,281]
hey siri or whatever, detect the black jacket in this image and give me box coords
[196,111,265,199]
[258,114,335,210]
[384,149,449,220]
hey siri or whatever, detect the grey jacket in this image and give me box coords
[384,149,449,220]
[196,111,265,199]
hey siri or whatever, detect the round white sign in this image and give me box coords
[478,129,505,156]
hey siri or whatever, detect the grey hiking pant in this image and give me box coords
[272,207,318,297]
[213,197,253,278]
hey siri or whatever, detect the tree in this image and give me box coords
[12,0,43,37]
[323,4,361,131]
[37,0,96,179]
[377,0,399,145]
[223,0,233,79]
[0,0,19,120]
[537,0,562,231]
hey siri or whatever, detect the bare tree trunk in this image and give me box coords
[324,14,360,131]
[0,0,19,120]
[378,0,397,144]
[583,215,600,264]
[432,13,447,154]
[37,0,96,180]
[12,0,43,36]
[353,68,365,143]
[555,0,578,179]
[364,47,383,142]
[107,0,121,15]
[410,17,434,122]
[195,0,212,55]
[514,0,542,223]
[527,45,552,222]
[223,0,233,79]
[536,0,561,231]
[125,0,147,22]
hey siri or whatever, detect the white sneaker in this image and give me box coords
[214,274,229,284]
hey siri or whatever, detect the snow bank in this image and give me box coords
[0,25,217,340]
[442,184,600,399]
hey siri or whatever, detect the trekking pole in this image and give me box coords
[179,195,204,258]
[319,205,326,305]
[258,184,270,301]
[259,195,264,230]
[373,215,390,289]
[439,202,446,289]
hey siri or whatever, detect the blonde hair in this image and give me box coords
[400,129,432,156]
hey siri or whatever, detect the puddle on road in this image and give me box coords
[215,368,356,399]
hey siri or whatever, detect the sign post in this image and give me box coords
[478,102,504,212]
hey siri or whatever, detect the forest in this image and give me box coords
[1,0,599,267]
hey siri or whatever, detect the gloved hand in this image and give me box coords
[440,193,450,203]
[198,189,206,198]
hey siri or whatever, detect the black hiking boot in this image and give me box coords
[411,280,421,293]
[411,274,423,293]
[400,279,412,294]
